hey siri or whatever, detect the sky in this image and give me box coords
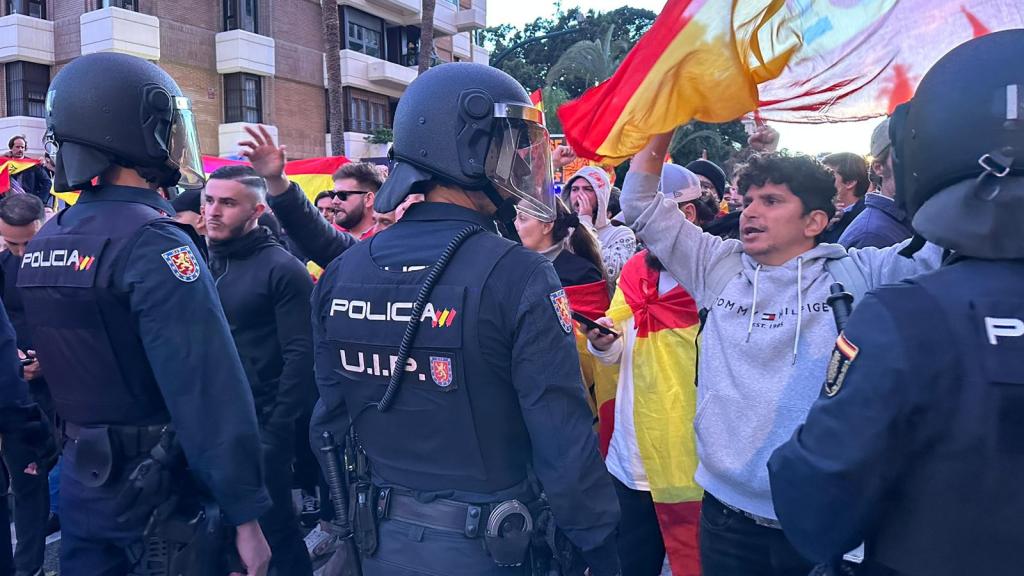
[487,0,879,157]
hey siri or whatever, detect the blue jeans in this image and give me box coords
[700,492,815,576]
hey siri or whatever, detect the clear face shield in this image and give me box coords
[485,103,556,221]
[168,97,206,190]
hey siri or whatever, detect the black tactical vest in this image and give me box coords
[321,232,535,494]
[870,259,1024,576]
[17,191,173,426]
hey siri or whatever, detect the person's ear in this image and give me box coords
[682,202,698,224]
[805,209,830,238]
[365,191,376,208]
[253,202,267,221]
[541,221,555,237]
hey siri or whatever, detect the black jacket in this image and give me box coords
[822,197,866,244]
[553,250,603,287]
[14,164,52,207]
[208,227,315,435]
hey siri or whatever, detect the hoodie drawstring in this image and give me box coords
[792,257,804,364]
[745,264,762,343]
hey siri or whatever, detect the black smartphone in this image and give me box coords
[20,357,34,366]
[571,311,620,338]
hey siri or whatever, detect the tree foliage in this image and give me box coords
[478,6,656,98]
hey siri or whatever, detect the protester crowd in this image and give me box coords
[1,104,916,576]
[4,23,1019,573]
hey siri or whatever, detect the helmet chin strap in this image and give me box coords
[483,183,521,243]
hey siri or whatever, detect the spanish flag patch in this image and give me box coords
[824,333,859,398]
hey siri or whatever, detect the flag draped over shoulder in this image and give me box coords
[559,0,1024,163]
[595,253,704,575]
[52,155,350,206]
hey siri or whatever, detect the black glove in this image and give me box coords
[0,403,58,473]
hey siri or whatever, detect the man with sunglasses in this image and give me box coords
[328,162,382,240]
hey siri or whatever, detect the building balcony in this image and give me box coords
[80,6,160,60]
[452,32,472,60]
[325,50,416,98]
[0,116,47,158]
[0,14,55,65]
[326,132,390,161]
[215,29,275,76]
[219,122,277,158]
[433,0,458,36]
[455,7,486,32]
[364,0,419,17]
[367,59,417,89]
[471,43,490,65]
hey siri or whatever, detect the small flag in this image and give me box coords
[530,89,544,112]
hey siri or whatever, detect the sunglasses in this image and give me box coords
[323,190,369,201]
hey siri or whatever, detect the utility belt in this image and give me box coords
[63,421,168,488]
[348,482,582,574]
[63,422,239,576]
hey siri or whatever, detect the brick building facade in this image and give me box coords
[0,0,489,160]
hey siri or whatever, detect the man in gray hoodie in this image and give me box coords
[620,131,941,576]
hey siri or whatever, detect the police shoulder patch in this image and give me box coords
[823,333,859,397]
[549,289,573,334]
[161,246,200,283]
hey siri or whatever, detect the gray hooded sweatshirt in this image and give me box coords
[621,171,941,520]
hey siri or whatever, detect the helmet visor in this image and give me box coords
[485,104,555,221]
[168,97,206,190]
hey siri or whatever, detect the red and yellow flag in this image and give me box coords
[52,155,350,206]
[529,89,544,112]
[559,0,1024,163]
[0,158,41,194]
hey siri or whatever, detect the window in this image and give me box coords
[347,22,382,58]
[345,88,391,134]
[342,7,384,59]
[100,0,139,9]
[6,0,46,19]
[5,62,49,118]
[386,25,420,67]
[223,0,258,34]
[224,73,262,124]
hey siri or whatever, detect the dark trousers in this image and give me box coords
[260,425,314,576]
[611,477,666,576]
[362,517,527,576]
[1,381,54,575]
[59,444,151,576]
[1,471,13,575]
[700,492,815,576]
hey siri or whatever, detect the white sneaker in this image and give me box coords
[304,523,340,560]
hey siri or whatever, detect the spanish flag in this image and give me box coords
[530,89,544,112]
[595,251,703,575]
[52,155,349,206]
[0,158,41,194]
[559,0,1024,163]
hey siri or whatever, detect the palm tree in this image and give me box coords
[418,0,436,74]
[546,25,627,88]
[322,0,345,156]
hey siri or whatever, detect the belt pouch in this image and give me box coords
[69,426,115,488]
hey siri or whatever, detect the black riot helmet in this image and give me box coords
[45,52,205,193]
[891,29,1024,259]
[374,63,556,221]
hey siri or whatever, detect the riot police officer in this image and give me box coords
[243,62,621,575]
[767,29,1024,576]
[17,52,272,575]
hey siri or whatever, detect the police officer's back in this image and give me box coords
[242,63,621,575]
[767,30,1024,576]
[18,52,272,575]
